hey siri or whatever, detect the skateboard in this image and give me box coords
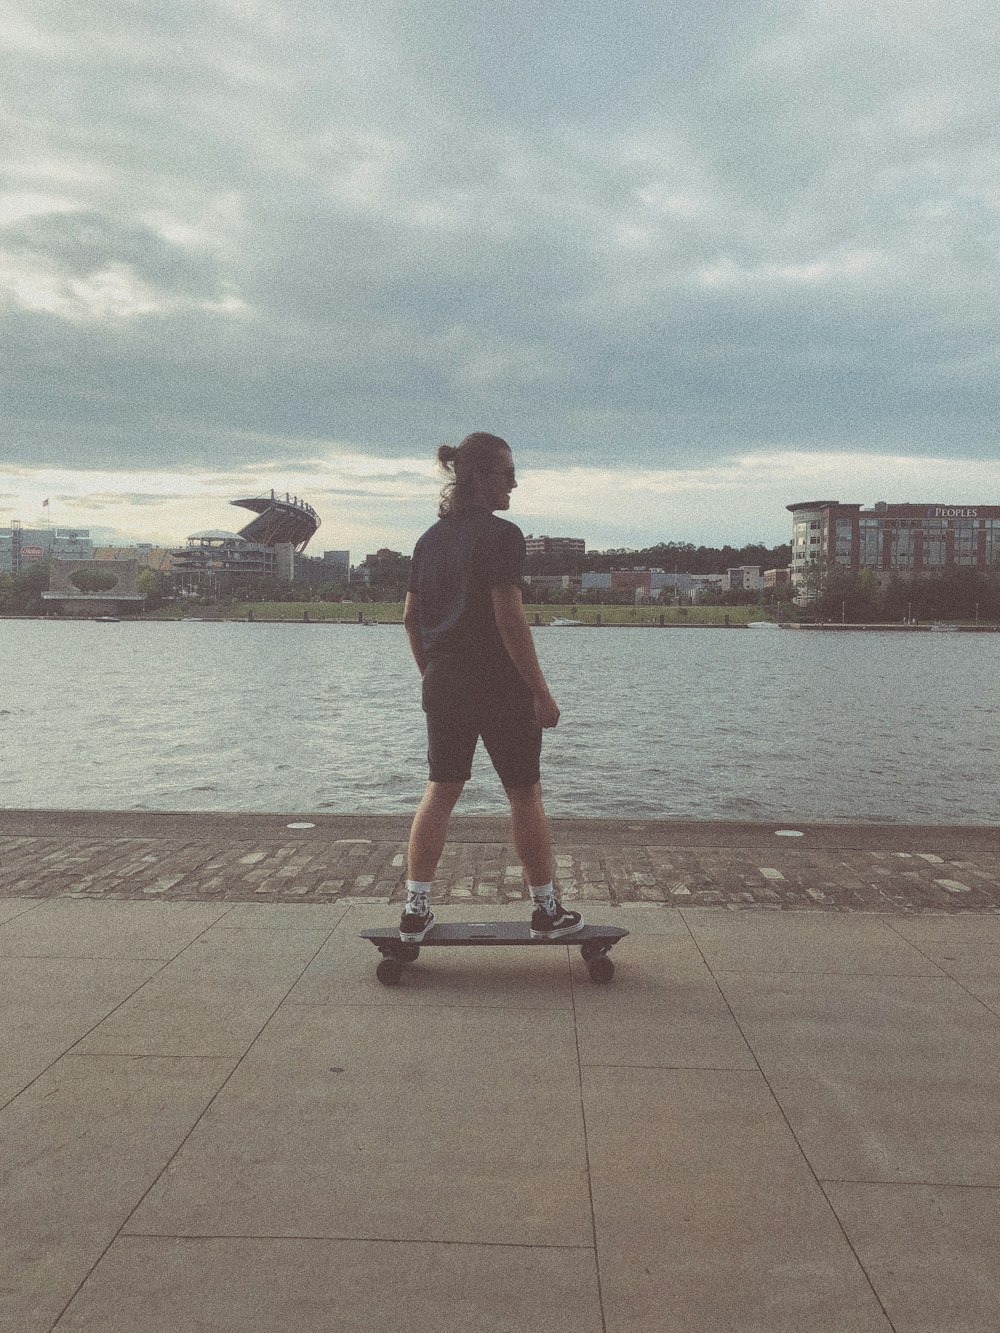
[361,921,629,986]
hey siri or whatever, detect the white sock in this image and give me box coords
[529,882,556,914]
[405,880,432,914]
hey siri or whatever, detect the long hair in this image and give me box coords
[436,432,510,518]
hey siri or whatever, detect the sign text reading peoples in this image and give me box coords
[880,506,1000,521]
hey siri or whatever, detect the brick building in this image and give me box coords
[788,500,1000,598]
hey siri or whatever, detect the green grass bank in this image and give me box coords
[143,602,764,626]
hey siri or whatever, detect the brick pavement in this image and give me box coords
[1,811,997,912]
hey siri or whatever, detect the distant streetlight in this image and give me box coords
[907,600,912,624]
[975,602,980,624]
[841,600,846,623]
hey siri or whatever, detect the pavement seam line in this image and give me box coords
[0,903,239,1117]
[581,1062,759,1072]
[284,1000,577,1013]
[61,1052,239,1060]
[878,919,1000,1022]
[818,1178,1000,1190]
[568,944,609,1333]
[679,911,900,1333]
[0,897,48,924]
[709,968,965,984]
[118,1231,598,1248]
[43,907,348,1331]
[0,952,201,961]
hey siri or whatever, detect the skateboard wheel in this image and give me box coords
[396,943,420,963]
[376,959,403,986]
[580,941,604,961]
[587,957,615,984]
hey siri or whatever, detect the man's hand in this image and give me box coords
[492,585,561,721]
[403,592,426,674]
[533,688,560,729]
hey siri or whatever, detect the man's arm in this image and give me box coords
[403,592,426,674]
[490,584,560,728]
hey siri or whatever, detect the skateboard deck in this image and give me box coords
[361,921,628,986]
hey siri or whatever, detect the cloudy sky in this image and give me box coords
[2,0,997,556]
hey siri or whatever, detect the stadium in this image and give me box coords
[230,493,320,551]
[171,491,321,582]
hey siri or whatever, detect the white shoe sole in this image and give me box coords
[530,918,586,940]
[399,914,435,943]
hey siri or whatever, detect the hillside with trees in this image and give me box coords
[525,540,791,577]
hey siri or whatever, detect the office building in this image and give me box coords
[788,500,1000,597]
[323,550,350,583]
[764,568,792,589]
[581,569,695,598]
[651,571,694,595]
[524,535,586,559]
[688,574,726,599]
[725,566,763,593]
[581,572,612,590]
[523,574,581,593]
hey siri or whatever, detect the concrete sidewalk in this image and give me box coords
[3,893,1000,1332]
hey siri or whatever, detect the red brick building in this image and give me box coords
[788,500,1000,597]
[610,570,652,595]
[763,568,792,588]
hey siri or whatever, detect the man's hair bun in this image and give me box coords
[434,431,509,517]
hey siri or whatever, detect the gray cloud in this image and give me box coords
[2,0,998,479]
[56,491,195,507]
[2,210,224,294]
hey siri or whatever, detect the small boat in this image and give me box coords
[929,623,959,632]
[549,617,583,627]
[747,620,778,629]
[94,616,120,622]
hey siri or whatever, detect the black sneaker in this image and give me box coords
[530,901,585,939]
[399,906,435,942]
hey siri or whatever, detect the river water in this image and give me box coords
[1,621,997,824]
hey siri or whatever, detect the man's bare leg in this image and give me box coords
[505,781,553,887]
[407,780,465,883]
[507,782,584,935]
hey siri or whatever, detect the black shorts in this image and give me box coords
[422,657,542,789]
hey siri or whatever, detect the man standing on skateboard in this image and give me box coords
[400,431,584,944]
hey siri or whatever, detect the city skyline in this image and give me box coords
[3,3,997,551]
[3,451,997,557]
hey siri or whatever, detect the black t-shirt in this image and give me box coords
[408,510,526,682]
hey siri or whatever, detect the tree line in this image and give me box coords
[807,565,1000,623]
[0,562,51,614]
[524,540,792,577]
[6,549,997,622]
[0,562,171,615]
